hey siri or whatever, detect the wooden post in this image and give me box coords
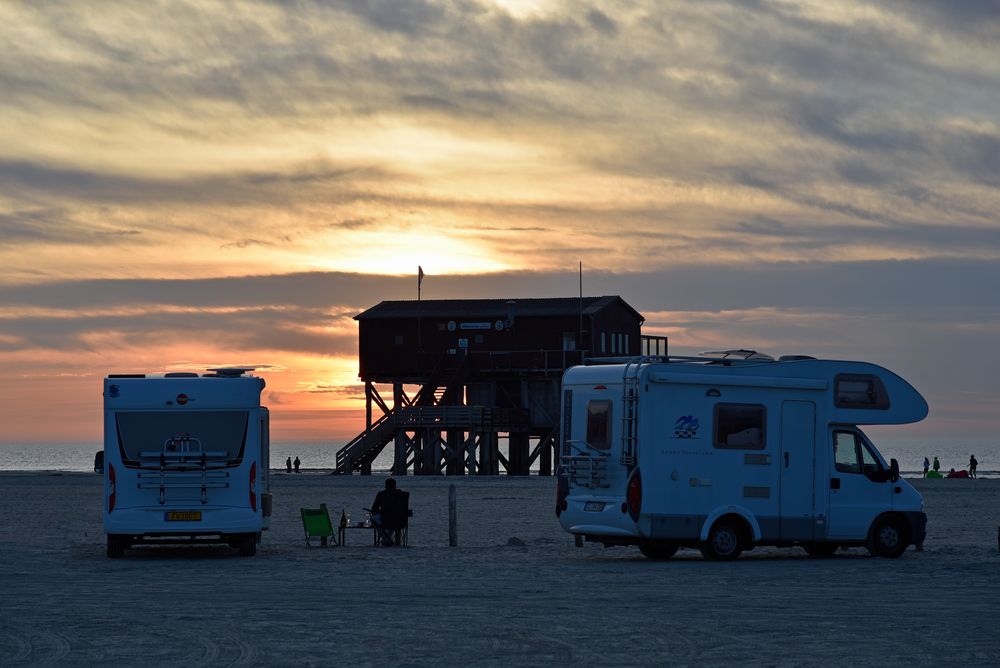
[449,484,457,547]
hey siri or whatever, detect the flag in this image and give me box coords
[418,265,425,286]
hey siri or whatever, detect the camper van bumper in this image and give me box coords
[560,498,640,539]
[105,507,261,535]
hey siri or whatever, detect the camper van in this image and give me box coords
[555,352,928,560]
[99,368,272,558]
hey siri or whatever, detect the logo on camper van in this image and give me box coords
[674,415,699,438]
[108,384,120,398]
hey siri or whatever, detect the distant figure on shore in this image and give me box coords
[293,456,301,473]
[933,456,940,473]
[923,457,930,478]
[969,455,978,479]
[286,456,292,473]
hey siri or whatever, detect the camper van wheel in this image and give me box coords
[238,533,257,557]
[868,516,908,559]
[640,541,679,560]
[107,535,126,559]
[802,543,838,558]
[700,521,744,561]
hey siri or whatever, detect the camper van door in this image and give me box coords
[778,401,817,540]
[827,430,892,539]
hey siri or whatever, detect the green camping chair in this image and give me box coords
[301,503,337,546]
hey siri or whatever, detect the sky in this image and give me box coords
[1,0,998,448]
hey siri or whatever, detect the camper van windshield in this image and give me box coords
[115,410,249,464]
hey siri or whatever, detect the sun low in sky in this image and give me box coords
[1,0,998,447]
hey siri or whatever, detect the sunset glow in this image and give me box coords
[1,1,998,447]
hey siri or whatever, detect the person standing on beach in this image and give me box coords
[969,455,978,479]
[933,456,940,473]
[286,456,292,473]
[293,456,301,473]
[923,457,930,478]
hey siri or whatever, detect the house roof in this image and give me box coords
[355,296,644,322]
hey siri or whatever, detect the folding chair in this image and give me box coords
[300,503,337,546]
[375,491,412,547]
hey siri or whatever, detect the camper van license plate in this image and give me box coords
[584,502,606,512]
[165,511,202,521]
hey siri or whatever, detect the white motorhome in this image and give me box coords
[98,368,271,558]
[556,352,928,560]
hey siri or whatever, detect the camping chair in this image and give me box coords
[300,503,338,546]
[373,491,412,547]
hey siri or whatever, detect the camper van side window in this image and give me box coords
[834,374,889,409]
[586,400,612,450]
[834,431,861,474]
[713,404,766,450]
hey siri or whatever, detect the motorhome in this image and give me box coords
[555,352,928,560]
[98,368,271,558]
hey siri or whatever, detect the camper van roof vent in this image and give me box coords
[164,372,199,378]
[778,355,816,361]
[206,367,255,377]
[700,349,775,361]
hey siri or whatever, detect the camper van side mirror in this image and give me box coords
[889,458,899,483]
[94,451,104,475]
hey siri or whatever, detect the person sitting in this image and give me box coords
[370,478,407,547]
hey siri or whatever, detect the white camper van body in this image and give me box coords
[101,369,271,557]
[556,355,928,560]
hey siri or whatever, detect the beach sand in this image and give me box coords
[1,472,998,666]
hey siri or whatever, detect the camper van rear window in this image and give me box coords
[115,410,249,467]
[834,374,889,410]
[713,404,766,450]
[586,400,612,450]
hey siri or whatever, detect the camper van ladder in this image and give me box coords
[620,362,639,466]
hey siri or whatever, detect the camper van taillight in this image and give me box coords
[108,463,117,513]
[249,462,257,512]
[626,471,641,521]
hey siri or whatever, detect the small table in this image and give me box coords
[337,524,376,547]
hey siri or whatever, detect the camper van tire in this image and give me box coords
[106,535,127,559]
[867,515,909,559]
[237,533,257,557]
[700,519,747,561]
[639,541,679,560]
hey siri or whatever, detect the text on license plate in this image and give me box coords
[584,502,606,512]
[165,511,202,521]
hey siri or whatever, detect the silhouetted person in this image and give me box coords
[922,457,929,478]
[370,478,407,547]
[286,456,292,473]
[969,455,978,479]
[293,456,301,473]
[932,456,940,473]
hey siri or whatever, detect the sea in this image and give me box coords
[0,441,995,478]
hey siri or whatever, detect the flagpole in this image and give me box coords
[417,266,424,356]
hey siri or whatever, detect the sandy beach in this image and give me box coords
[1,471,998,667]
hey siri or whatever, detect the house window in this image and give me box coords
[835,374,889,409]
[562,332,576,351]
[394,335,404,345]
[586,400,612,450]
[713,403,766,450]
[624,334,630,354]
[601,332,606,353]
